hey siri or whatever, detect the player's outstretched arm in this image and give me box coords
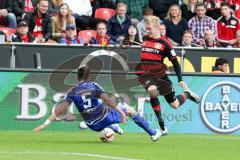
[34,101,70,132]
[171,58,187,89]
[100,93,126,124]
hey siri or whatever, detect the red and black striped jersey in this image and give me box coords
[141,36,177,63]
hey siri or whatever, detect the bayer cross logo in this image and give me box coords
[201,81,240,133]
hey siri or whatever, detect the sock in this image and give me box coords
[106,125,119,133]
[154,110,165,131]
[132,112,156,136]
[176,93,187,106]
[150,97,165,130]
[150,97,160,112]
[184,91,191,98]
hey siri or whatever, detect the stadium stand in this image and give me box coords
[78,30,97,43]
[95,8,116,20]
[0,27,16,36]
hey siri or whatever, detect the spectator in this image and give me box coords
[12,19,35,43]
[64,0,92,17]
[234,29,240,47]
[181,0,198,21]
[217,2,240,47]
[159,23,179,46]
[188,2,216,45]
[89,21,114,45]
[204,0,223,20]
[204,29,221,47]
[24,0,52,43]
[51,3,75,42]
[118,0,149,24]
[236,0,240,9]
[0,0,17,28]
[92,0,117,17]
[12,0,35,19]
[122,24,140,45]
[180,30,199,46]
[225,0,237,10]
[235,0,240,19]
[212,58,229,73]
[59,24,84,44]
[107,2,131,44]
[163,4,188,44]
[52,0,63,8]
[47,0,62,16]
[149,0,180,19]
[137,7,154,42]
[64,0,98,29]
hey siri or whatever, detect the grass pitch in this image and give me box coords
[0,131,239,160]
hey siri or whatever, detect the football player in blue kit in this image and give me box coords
[34,65,161,141]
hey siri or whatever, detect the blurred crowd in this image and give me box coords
[0,0,239,48]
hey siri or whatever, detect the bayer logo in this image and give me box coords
[200,81,240,133]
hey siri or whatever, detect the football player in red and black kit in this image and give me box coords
[137,16,200,136]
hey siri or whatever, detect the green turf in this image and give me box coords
[0,131,239,160]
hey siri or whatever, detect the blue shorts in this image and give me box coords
[87,105,127,131]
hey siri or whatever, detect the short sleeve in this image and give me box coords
[92,82,104,98]
[163,40,177,61]
[65,87,75,104]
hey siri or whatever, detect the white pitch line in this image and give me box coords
[0,151,143,160]
[120,134,240,140]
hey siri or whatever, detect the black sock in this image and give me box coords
[176,93,187,106]
[154,110,165,130]
[150,97,165,130]
[184,91,190,98]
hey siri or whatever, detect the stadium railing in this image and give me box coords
[0,43,239,73]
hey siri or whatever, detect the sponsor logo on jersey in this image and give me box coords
[142,47,160,54]
[154,43,162,49]
[231,20,237,25]
[170,49,176,56]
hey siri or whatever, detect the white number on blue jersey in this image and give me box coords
[82,96,92,109]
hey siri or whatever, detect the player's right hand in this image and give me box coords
[34,124,46,132]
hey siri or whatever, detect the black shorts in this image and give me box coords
[138,75,176,104]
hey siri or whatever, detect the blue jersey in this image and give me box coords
[65,81,107,123]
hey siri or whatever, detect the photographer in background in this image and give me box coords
[212,58,229,73]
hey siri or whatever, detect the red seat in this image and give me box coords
[0,27,16,37]
[95,8,116,21]
[78,30,97,43]
[236,10,240,20]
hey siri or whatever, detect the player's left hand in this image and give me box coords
[179,81,187,90]
[34,124,46,132]
[121,113,127,124]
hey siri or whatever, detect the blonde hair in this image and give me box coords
[144,16,161,28]
[166,4,182,22]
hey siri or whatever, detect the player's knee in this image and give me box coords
[126,106,135,116]
[147,85,158,96]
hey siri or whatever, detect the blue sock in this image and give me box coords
[131,113,156,136]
